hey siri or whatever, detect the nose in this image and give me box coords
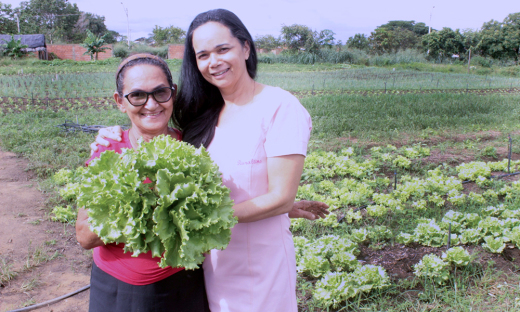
[209,53,220,67]
[143,94,160,109]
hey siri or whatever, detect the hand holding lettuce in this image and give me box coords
[73,135,237,269]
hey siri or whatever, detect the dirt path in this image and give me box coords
[0,149,90,312]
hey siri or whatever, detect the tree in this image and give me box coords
[478,13,520,63]
[379,20,429,36]
[82,29,110,60]
[254,34,281,52]
[0,2,17,34]
[369,21,423,53]
[346,33,369,51]
[318,29,335,48]
[152,25,186,45]
[461,29,481,53]
[72,12,117,43]
[281,24,319,53]
[422,27,465,59]
[18,0,81,43]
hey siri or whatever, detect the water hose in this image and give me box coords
[6,285,90,312]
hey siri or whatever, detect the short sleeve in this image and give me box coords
[264,92,312,157]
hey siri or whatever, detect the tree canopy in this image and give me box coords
[151,25,186,45]
[0,0,117,44]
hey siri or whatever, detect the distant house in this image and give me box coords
[0,34,47,59]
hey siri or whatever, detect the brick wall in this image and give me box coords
[46,44,113,61]
[168,44,184,59]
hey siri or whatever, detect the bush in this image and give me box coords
[131,44,168,58]
[112,43,169,59]
[113,44,129,58]
[0,35,28,59]
[472,56,492,68]
[257,48,427,66]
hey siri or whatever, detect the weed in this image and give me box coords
[20,275,41,292]
[0,257,18,285]
[22,298,36,307]
[23,242,61,271]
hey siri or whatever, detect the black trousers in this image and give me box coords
[89,262,210,312]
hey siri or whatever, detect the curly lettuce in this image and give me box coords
[73,135,236,269]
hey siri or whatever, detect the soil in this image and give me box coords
[358,244,520,282]
[0,148,91,312]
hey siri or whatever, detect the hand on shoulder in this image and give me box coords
[90,126,123,155]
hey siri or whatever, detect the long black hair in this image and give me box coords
[172,9,258,148]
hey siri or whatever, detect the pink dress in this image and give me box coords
[204,86,312,312]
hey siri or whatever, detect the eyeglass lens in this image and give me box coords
[127,87,172,106]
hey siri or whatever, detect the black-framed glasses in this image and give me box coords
[124,86,175,106]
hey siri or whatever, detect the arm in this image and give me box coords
[90,126,123,155]
[232,154,304,223]
[76,208,104,249]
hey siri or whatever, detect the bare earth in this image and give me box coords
[0,149,91,312]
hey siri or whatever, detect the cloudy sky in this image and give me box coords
[3,0,519,42]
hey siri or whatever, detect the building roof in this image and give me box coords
[0,34,46,48]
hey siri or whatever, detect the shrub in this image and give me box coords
[113,44,129,58]
[0,35,28,59]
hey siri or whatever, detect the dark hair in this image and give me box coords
[173,9,258,148]
[116,54,173,96]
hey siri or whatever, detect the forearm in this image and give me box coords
[233,155,304,223]
[233,190,295,223]
[76,208,104,249]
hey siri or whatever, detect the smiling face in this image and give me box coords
[192,21,250,93]
[114,64,173,136]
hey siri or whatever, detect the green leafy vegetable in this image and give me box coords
[73,135,237,269]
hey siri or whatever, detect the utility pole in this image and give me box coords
[427,6,435,55]
[16,14,20,33]
[121,2,130,48]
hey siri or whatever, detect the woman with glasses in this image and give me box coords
[89,9,329,312]
[76,53,210,312]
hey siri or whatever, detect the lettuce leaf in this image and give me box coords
[73,135,236,269]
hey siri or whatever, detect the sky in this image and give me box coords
[3,0,519,42]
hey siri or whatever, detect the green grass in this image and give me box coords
[0,57,182,75]
[0,67,518,100]
[0,108,128,177]
[303,93,520,140]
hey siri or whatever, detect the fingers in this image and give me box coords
[90,132,112,156]
[95,135,111,147]
[90,142,99,156]
[99,126,122,142]
[300,210,317,221]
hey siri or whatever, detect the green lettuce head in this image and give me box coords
[74,135,236,269]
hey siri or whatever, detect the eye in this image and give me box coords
[219,47,229,53]
[197,53,208,60]
[128,92,146,100]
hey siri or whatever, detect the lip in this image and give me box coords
[140,110,164,118]
[210,68,230,78]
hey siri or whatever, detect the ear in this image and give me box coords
[244,40,251,61]
[114,91,126,113]
[172,83,178,101]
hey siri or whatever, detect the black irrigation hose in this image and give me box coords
[6,285,90,312]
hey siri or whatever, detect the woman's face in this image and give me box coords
[192,21,250,92]
[114,64,173,134]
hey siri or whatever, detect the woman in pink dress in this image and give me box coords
[91,9,327,311]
